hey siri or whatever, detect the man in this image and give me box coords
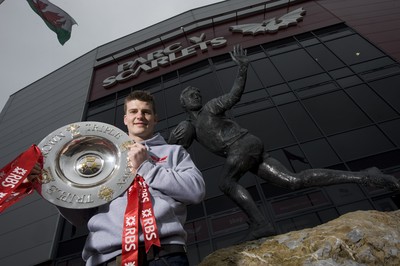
[169,45,400,241]
[30,91,205,266]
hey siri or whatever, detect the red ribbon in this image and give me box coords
[122,174,161,265]
[0,145,43,213]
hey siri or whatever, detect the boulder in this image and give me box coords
[199,210,400,266]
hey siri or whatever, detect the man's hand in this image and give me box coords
[127,142,149,173]
[26,163,41,183]
[230,44,249,66]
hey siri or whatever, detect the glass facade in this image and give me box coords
[55,24,400,265]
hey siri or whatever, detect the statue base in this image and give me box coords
[199,210,400,265]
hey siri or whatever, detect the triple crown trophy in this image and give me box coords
[0,121,161,265]
[37,121,134,209]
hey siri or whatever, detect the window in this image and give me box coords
[250,58,284,87]
[301,139,341,168]
[236,108,296,149]
[325,35,385,65]
[351,57,395,74]
[216,66,237,92]
[244,67,265,92]
[86,108,115,125]
[152,90,167,120]
[278,102,321,142]
[115,104,125,131]
[233,89,272,116]
[303,90,370,135]
[263,38,300,55]
[266,83,291,96]
[296,81,338,99]
[380,119,400,147]
[307,44,345,71]
[346,84,398,122]
[270,49,324,81]
[369,75,400,113]
[280,145,311,172]
[329,126,395,161]
[179,60,212,82]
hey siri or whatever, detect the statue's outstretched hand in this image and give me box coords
[230,45,249,66]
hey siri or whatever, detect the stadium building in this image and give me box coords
[1,0,400,265]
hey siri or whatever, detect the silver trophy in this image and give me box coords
[37,122,134,209]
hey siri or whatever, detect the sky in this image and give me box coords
[0,0,225,112]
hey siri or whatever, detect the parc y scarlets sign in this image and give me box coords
[90,8,306,101]
[102,34,227,89]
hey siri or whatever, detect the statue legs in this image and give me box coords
[216,133,400,242]
[256,154,400,191]
[218,141,276,240]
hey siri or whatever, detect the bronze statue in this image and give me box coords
[169,45,400,240]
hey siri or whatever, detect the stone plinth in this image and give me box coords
[199,210,400,266]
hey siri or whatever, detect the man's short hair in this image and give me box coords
[124,90,156,114]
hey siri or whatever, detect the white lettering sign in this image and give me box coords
[103,34,227,89]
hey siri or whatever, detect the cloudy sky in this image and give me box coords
[0,0,224,112]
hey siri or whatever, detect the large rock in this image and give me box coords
[199,210,400,266]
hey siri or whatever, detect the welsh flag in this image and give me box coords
[27,0,77,45]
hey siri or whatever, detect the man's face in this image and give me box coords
[182,88,202,111]
[124,99,157,142]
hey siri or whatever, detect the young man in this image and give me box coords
[31,91,205,265]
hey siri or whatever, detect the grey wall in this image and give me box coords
[0,50,96,265]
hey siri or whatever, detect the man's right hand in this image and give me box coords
[127,142,149,174]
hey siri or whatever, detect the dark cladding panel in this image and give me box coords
[346,84,398,122]
[251,58,285,87]
[0,50,96,266]
[318,0,400,62]
[369,75,400,113]
[302,90,371,135]
[185,219,209,244]
[270,49,324,81]
[278,101,322,142]
[380,119,400,147]
[236,107,296,149]
[325,34,385,65]
[0,213,58,266]
[301,139,341,168]
[329,126,395,161]
[306,44,345,71]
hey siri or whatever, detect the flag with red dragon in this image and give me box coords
[27,0,77,45]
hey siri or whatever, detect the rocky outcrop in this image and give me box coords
[199,210,400,266]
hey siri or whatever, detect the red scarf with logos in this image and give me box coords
[0,145,43,213]
[122,174,161,265]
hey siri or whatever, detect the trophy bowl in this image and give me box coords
[37,121,134,209]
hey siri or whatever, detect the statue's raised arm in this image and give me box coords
[221,45,250,109]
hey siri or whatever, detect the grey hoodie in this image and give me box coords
[59,134,205,265]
